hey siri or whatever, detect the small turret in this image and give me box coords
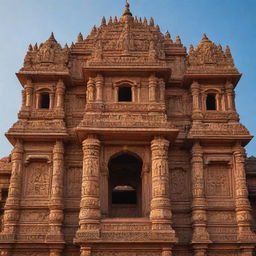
[101,16,106,26]
[175,36,181,45]
[77,32,83,43]
[150,17,154,26]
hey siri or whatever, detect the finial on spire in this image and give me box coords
[49,32,57,42]
[122,0,132,17]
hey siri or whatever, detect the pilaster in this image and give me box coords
[56,79,65,110]
[191,81,203,121]
[95,74,104,102]
[233,143,256,244]
[46,140,65,242]
[86,77,95,103]
[1,140,23,240]
[191,142,211,249]
[149,74,157,102]
[24,79,33,108]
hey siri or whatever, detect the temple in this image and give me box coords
[0,2,256,256]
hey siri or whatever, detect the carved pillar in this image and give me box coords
[46,140,64,242]
[49,92,55,109]
[217,93,222,111]
[35,92,40,109]
[225,81,235,111]
[1,140,23,239]
[24,79,33,108]
[233,143,256,243]
[191,81,203,120]
[132,85,136,103]
[56,79,65,109]
[95,74,103,102]
[114,86,118,102]
[76,135,101,240]
[159,78,165,103]
[149,74,157,102]
[21,89,26,110]
[86,77,95,103]
[191,142,211,247]
[150,136,174,231]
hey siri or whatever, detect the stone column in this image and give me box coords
[132,85,136,103]
[191,81,203,120]
[35,92,40,109]
[76,135,101,240]
[21,89,26,110]
[95,74,103,102]
[86,77,95,103]
[150,136,174,231]
[49,92,55,109]
[159,78,165,103]
[46,140,64,242]
[225,81,235,111]
[233,143,256,244]
[56,79,65,110]
[1,140,23,239]
[24,79,33,108]
[149,74,157,102]
[191,142,211,248]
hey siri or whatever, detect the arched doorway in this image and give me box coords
[108,153,143,218]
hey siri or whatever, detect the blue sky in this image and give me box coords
[0,0,255,157]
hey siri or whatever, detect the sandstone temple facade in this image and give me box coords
[0,2,256,256]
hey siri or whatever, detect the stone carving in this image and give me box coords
[187,34,238,74]
[170,168,187,200]
[22,33,69,72]
[24,162,50,197]
[19,210,49,223]
[65,167,82,198]
[206,165,231,197]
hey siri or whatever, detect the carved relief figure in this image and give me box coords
[25,162,50,197]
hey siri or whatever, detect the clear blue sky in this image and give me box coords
[0,0,255,157]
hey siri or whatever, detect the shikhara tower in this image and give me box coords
[0,2,255,256]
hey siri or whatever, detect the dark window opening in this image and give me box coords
[206,94,216,110]
[108,153,142,217]
[1,189,8,202]
[118,86,132,102]
[112,186,137,204]
[40,93,50,109]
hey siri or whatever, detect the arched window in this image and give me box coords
[206,93,216,110]
[40,93,50,109]
[118,86,132,102]
[108,153,142,218]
